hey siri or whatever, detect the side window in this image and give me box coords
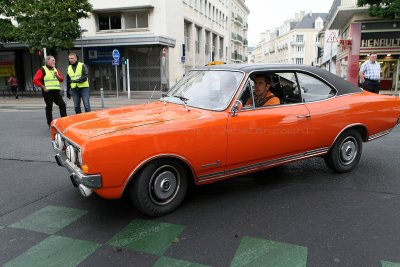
[273,72,302,104]
[239,80,254,110]
[296,72,335,102]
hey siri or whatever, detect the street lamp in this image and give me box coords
[80,29,88,63]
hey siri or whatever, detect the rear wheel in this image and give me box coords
[130,159,189,217]
[324,129,363,173]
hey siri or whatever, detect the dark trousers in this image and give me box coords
[10,85,18,98]
[43,90,67,126]
[363,79,380,94]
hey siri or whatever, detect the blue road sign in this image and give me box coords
[112,59,119,66]
[112,49,120,61]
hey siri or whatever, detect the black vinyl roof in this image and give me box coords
[196,64,362,95]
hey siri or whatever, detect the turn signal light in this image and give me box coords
[81,164,89,174]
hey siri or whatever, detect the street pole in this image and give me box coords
[43,48,47,63]
[80,29,87,63]
[115,65,119,99]
[127,59,130,99]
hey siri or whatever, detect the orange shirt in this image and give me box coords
[246,91,280,107]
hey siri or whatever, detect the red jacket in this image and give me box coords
[33,66,64,88]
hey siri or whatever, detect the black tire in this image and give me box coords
[130,158,189,217]
[324,129,363,173]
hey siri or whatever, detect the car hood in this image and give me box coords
[53,101,213,144]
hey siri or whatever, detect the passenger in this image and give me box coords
[246,74,280,107]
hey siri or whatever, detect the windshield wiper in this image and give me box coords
[173,95,190,111]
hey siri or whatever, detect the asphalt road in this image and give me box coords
[0,106,400,267]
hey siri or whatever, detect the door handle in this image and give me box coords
[297,114,311,119]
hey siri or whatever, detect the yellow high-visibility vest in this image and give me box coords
[43,66,61,91]
[68,62,89,89]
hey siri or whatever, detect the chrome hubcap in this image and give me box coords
[339,137,357,165]
[149,165,180,205]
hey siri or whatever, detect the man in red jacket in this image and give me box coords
[33,55,67,127]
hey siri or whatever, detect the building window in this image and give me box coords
[296,35,304,43]
[296,47,303,52]
[295,58,303,65]
[99,14,121,30]
[125,11,149,29]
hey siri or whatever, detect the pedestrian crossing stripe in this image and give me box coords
[2,205,400,266]
[3,235,102,267]
[230,236,307,267]
[382,261,400,267]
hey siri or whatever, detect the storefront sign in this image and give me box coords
[85,47,122,65]
[361,32,400,48]
[0,66,15,76]
[339,39,352,46]
[362,38,400,47]
[0,52,15,77]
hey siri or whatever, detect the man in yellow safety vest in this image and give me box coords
[67,52,91,114]
[33,55,67,127]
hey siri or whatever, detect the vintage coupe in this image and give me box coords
[51,64,400,216]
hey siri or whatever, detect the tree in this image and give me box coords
[0,0,92,51]
[357,0,400,19]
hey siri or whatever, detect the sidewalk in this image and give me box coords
[0,91,163,110]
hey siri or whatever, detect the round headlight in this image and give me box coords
[66,145,77,163]
[55,134,64,150]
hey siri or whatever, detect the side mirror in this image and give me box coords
[231,100,243,117]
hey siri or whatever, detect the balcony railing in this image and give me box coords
[290,41,305,46]
[231,53,243,61]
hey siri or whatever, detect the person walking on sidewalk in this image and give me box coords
[359,52,381,94]
[67,52,91,114]
[7,74,19,99]
[33,55,67,127]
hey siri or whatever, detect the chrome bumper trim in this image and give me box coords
[55,153,102,189]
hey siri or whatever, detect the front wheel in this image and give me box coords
[130,159,189,217]
[324,129,363,173]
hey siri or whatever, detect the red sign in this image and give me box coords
[339,39,352,46]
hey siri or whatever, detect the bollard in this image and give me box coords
[100,88,105,108]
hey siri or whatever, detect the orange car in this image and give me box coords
[51,64,400,216]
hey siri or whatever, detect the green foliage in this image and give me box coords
[0,0,92,51]
[357,0,400,19]
[0,19,17,44]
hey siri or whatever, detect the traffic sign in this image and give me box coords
[326,31,338,43]
[162,47,167,56]
[112,59,119,65]
[112,49,120,60]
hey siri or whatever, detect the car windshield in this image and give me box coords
[162,70,244,111]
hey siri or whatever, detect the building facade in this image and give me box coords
[0,0,249,93]
[324,0,400,91]
[253,11,327,65]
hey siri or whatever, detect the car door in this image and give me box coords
[225,72,314,175]
[295,71,339,149]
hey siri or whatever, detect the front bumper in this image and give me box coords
[53,142,102,189]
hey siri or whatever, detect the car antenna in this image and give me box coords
[148,85,158,104]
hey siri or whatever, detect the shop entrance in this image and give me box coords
[359,56,399,91]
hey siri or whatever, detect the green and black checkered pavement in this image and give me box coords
[1,205,399,267]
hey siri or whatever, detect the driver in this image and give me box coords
[246,74,280,107]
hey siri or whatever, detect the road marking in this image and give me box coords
[4,235,101,267]
[154,256,211,267]
[382,261,400,267]
[107,218,184,255]
[9,205,87,234]
[230,236,308,267]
